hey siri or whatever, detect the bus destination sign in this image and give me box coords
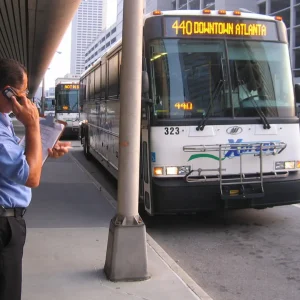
[63,84,79,90]
[164,17,278,40]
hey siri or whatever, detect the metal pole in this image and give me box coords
[104,0,149,282]
[41,76,45,115]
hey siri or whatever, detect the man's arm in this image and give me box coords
[11,96,42,188]
[24,123,42,187]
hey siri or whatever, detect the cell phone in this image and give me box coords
[2,86,17,100]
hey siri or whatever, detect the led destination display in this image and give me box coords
[164,17,278,40]
[63,84,79,90]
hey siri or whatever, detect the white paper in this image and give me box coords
[19,117,65,165]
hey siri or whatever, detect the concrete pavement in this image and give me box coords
[22,150,212,300]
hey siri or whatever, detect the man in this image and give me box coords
[0,58,70,300]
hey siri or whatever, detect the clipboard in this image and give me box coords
[19,115,67,165]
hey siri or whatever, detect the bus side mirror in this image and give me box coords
[142,71,149,95]
[52,100,55,106]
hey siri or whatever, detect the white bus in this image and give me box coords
[55,83,80,138]
[79,9,300,215]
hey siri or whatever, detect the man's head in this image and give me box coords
[0,58,28,113]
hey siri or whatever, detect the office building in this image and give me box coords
[71,0,107,75]
[47,87,55,98]
[257,0,300,83]
[84,0,174,69]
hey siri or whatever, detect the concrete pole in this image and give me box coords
[41,76,45,115]
[117,0,142,220]
[104,0,149,282]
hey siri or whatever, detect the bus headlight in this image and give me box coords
[166,166,191,175]
[275,161,297,170]
[285,161,295,169]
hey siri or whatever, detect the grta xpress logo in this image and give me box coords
[188,139,279,161]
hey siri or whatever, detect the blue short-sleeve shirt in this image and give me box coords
[0,113,31,208]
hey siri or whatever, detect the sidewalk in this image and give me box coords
[22,151,212,300]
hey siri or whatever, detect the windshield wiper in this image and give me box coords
[242,95,271,129]
[196,80,224,131]
[70,102,79,112]
[234,62,271,130]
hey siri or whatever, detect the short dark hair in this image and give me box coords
[0,58,27,90]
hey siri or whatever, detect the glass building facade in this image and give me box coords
[257,0,300,83]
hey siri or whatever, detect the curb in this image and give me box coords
[69,151,213,300]
[146,234,213,300]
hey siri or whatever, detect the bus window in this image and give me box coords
[227,40,295,117]
[150,39,230,119]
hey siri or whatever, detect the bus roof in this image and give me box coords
[81,9,281,78]
[144,10,277,22]
[56,81,79,86]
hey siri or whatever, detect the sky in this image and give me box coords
[44,0,117,90]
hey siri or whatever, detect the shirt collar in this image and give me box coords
[0,113,11,127]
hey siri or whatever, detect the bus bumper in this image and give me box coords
[151,172,300,214]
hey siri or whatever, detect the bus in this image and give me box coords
[79,10,300,215]
[55,83,80,138]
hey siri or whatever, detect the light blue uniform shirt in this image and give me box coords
[0,113,31,208]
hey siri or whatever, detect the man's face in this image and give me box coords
[0,72,28,113]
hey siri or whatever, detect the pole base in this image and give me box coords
[104,214,150,282]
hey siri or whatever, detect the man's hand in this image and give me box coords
[48,141,72,158]
[11,95,39,128]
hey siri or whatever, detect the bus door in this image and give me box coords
[141,103,153,215]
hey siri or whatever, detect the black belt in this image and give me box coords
[0,206,26,218]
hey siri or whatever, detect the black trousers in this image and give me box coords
[0,216,26,300]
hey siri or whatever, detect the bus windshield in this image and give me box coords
[56,90,79,113]
[149,39,295,119]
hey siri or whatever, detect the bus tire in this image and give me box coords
[83,131,91,160]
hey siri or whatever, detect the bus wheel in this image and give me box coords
[83,134,91,160]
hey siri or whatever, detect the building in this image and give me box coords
[84,23,118,70]
[71,0,107,76]
[257,0,300,83]
[84,0,174,70]
[47,87,55,98]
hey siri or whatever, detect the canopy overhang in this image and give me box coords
[0,0,81,97]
